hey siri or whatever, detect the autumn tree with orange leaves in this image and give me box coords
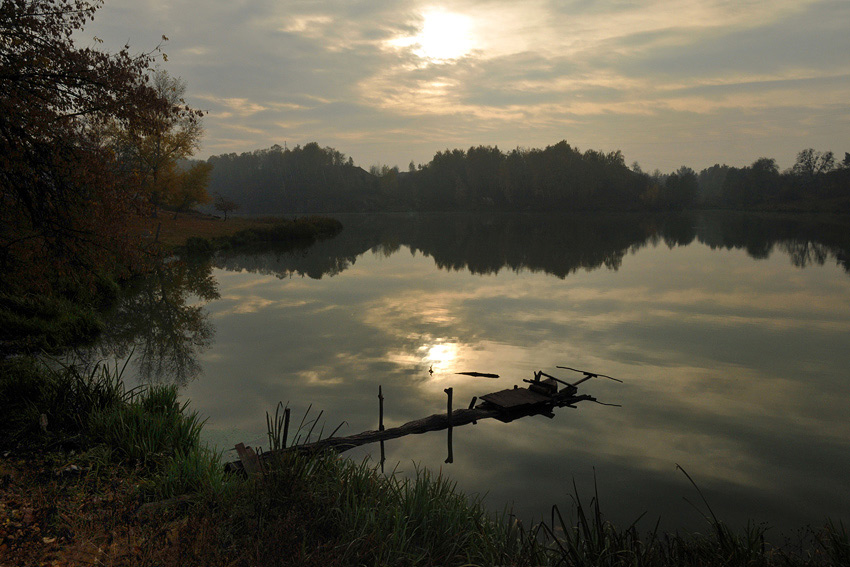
[0,0,200,295]
[103,69,209,218]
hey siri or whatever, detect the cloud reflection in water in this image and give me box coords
[163,213,850,535]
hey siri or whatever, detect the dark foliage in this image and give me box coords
[697,150,850,211]
[206,141,850,215]
[0,0,170,294]
[207,143,378,214]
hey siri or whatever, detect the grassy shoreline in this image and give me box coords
[128,210,343,249]
[1,359,848,566]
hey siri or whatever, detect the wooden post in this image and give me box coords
[379,386,385,473]
[235,443,262,476]
[444,387,453,463]
[283,407,290,449]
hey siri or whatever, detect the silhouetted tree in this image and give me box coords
[792,148,835,177]
[659,166,698,209]
[697,164,731,205]
[207,144,377,214]
[213,192,240,220]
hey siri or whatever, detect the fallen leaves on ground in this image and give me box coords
[0,451,191,566]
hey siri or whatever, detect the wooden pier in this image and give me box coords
[225,368,619,474]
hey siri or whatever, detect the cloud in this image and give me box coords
[84,0,850,171]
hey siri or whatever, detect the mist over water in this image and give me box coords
[97,212,850,535]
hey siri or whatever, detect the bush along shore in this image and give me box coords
[1,359,849,566]
[180,216,343,255]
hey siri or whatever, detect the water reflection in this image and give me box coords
[209,212,850,281]
[97,212,850,535]
[95,256,219,385]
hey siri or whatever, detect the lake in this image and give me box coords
[94,211,850,536]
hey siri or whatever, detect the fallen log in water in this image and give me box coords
[225,381,598,473]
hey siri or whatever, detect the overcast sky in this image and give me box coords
[86,0,849,172]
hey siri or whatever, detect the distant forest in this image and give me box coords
[202,142,850,214]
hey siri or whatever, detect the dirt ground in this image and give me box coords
[0,451,190,567]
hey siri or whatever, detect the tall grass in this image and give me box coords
[533,467,850,567]
[0,356,226,499]
[87,381,227,499]
[540,479,656,567]
[88,384,204,466]
[235,449,546,566]
[0,356,127,446]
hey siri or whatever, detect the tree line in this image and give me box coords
[205,143,850,215]
[694,150,850,210]
[204,143,376,214]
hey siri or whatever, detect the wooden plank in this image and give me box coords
[235,442,262,476]
[480,387,552,409]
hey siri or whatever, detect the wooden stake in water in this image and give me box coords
[378,386,385,473]
[445,387,453,463]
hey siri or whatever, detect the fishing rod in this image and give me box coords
[557,365,624,386]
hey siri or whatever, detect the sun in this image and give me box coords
[389,9,476,62]
[416,10,474,61]
[421,341,459,374]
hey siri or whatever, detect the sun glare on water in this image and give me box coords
[390,9,476,62]
[422,342,459,374]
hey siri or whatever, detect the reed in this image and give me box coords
[88,384,205,466]
[0,356,128,446]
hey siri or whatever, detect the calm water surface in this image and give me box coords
[98,212,850,535]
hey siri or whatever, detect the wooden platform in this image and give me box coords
[480,386,550,406]
[476,376,565,422]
